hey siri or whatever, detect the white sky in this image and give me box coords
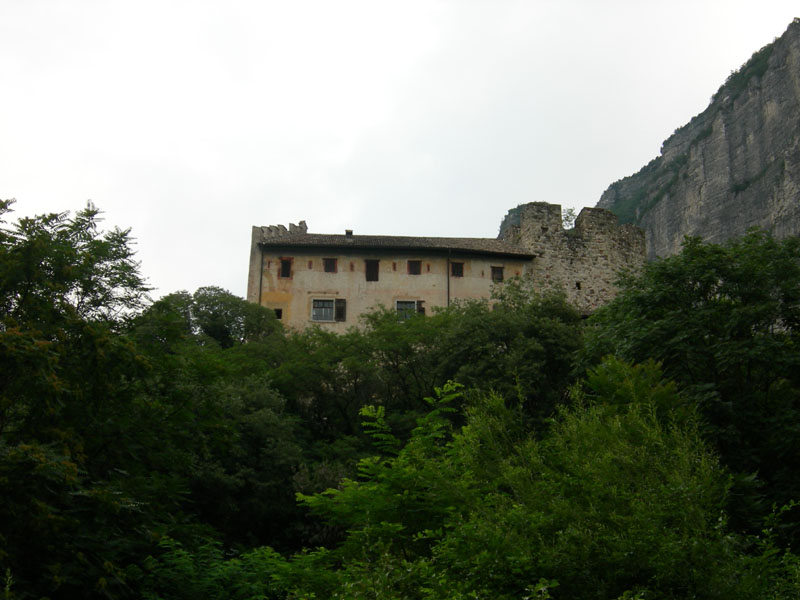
[1,0,797,298]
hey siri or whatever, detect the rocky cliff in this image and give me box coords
[597,18,800,259]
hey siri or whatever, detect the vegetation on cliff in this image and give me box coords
[600,18,799,241]
[3,201,800,598]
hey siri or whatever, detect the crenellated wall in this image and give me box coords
[498,203,645,313]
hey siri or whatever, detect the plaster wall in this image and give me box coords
[252,250,531,331]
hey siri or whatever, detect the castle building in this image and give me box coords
[246,202,645,330]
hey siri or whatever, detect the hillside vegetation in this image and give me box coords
[3,200,800,598]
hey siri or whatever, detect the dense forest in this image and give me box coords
[3,199,800,599]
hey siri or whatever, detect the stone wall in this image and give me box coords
[498,202,645,313]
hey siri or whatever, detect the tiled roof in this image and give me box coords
[257,232,533,258]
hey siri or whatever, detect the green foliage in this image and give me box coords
[297,382,465,562]
[266,285,581,447]
[191,286,282,347]
[561,207,576,229]
[607,151,690,225]
[6,199,800,598]
[712,43,774,103]
[435,283,582,424]
[0,201,167,598]
[691,124,714,145]
[358,405,401,454]
[585,231,800,540]
[271,360,787,599]
[190,378,304,550]
[0,199,148,328]
[140,538,289,600]
[430,361,735,599]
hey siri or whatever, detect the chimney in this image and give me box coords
[345,229,353,239]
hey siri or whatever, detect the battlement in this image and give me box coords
[256,220,308,241]
[498,202,645,313]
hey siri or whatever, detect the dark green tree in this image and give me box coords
[0,200,164,597]
[584,231,800,539]
[191,286,281,348]
[232,362,794,599]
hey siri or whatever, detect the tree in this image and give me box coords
[191,286,281,348]
[431,283,583,425]
[0,201,182,598]
[269,364,787,599]
[0,199,148,329]
[584,231,800,540]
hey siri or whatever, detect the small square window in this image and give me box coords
[280,259,292,278]
[451,262,464,277]
[491,266,504,283]
[323,258,337,273]
[408,260,421,275]
[365,259,379,281]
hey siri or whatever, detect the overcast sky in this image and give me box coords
[1,1,797,298]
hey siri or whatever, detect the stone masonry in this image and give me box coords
[498,202,646,313]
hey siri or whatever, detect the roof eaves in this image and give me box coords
[257,234,533,258]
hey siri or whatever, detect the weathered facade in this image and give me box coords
[247,202,645,329]
[498,203,646,312]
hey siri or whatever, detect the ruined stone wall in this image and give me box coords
[498,202,645,313]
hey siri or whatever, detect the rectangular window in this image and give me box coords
[312,299,346,322]
[407,260,421,275]
[365,259,379,281]
[335,298,347,322]
[312,299,335,321]
[491,266,504,283]
[279,258,292,278]
[451,262,464,277]
[323,258,337,273]
[396,300,425,320]
[274,308,283,320]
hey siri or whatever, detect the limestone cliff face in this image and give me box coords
[598,18,800,259]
